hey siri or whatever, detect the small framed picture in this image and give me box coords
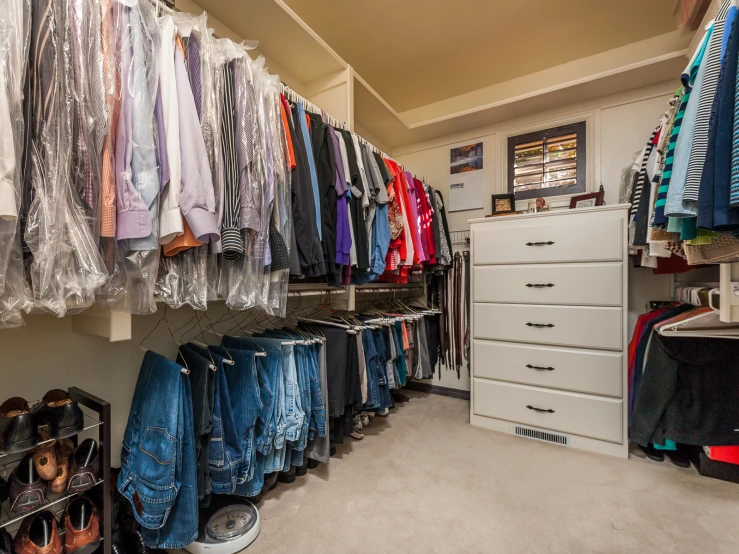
[491,193,516,214]
[569,190,604,209]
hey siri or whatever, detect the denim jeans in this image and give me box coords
[306,343,326,440]
[222,336,283,493]
[362,331,380,410]
[118,351,198,549]
[257,333,304,445]
[305,341,330,464]
[188,345,242,495]
[211,346,261,484]
[176,344,215,504]
[224,336,289,479]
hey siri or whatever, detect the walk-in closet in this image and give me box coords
[0,0,737,552]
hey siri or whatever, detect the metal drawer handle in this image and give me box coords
[526,364,555,371]
[526,323,555,328]
[526,283,555,288]
[526,241,555,246]
[526,405,555,414]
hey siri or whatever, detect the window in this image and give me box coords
[507,121,586,200]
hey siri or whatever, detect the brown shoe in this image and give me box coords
[63,496,101,553]
[50,439,73,494]
[8,453,47,514]
[33,441,58,481]
[14,511,62,554]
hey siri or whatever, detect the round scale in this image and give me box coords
[185,503,260,554]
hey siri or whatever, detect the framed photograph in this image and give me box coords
[491,193,516,214]
[569,190,604,209]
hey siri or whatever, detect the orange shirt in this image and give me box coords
[280,96,296,170]
[163,219,202,256]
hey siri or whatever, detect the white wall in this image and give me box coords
[395,82,678,391]
[0,305,257,467]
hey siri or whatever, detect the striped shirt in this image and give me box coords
[683,0,733,203]
[219,63,243,259]
[652,91,684,226]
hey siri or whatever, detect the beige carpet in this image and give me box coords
[173,391,739,554]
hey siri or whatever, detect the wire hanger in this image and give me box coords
[139,305,190,374]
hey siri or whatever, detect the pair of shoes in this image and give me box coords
[277,466,296,484]
[0,391,84,455]
[295,461,308,477]
[306,458,320,470]
[14,498,100,554]
[8,439,100,514]
[263,472,279,491]
[350,416,364,440]
[374,408,390,418]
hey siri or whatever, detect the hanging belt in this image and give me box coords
[463,250,470,375]
[453,252,463,377]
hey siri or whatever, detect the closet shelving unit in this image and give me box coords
[719,263,739,322]
[0,388,111,554]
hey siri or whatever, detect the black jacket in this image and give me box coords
[632,334,739,447]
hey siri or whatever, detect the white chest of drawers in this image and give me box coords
[469,204,629,458]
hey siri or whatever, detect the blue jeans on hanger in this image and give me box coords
[188,345,242,495]
[222,336,284,494]
[362,330,380,410]
[118,351,198,549]
[260,331,309,468]
[257,333,304,444]
[211,346,261,484]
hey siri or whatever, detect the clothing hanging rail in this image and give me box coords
[279,82,401,166]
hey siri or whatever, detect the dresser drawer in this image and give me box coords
[473,379,623,443]
[473,263,622,306]
[473,340,623,397]
[474,303,622,350]
[472,216,623,265]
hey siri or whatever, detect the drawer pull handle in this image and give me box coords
[526,283,555,288]
[526,322,555,328]
[526,364,555,371]
[526,241,555,246]
[526,405,555,414]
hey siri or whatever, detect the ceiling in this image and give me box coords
[281,0,678,112]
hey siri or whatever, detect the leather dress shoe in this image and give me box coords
[14,511,62,554]
[32,391,83,440]
[0,398,38,454]
[0,528,13,554]
[67,439,100,493]
[50,439,73,494]
[32,441,57,482]
[63,496,101,553]
[9,453,47,514]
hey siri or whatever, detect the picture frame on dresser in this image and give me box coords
[569,189,604,209]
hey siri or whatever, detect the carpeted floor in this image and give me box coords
[174,391,739,553]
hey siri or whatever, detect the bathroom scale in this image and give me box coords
[184,502,260,554]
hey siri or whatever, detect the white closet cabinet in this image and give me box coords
[469,205,630,458]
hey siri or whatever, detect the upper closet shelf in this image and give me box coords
[177,0,347,90]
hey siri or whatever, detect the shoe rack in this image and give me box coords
[0,388,111,554]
